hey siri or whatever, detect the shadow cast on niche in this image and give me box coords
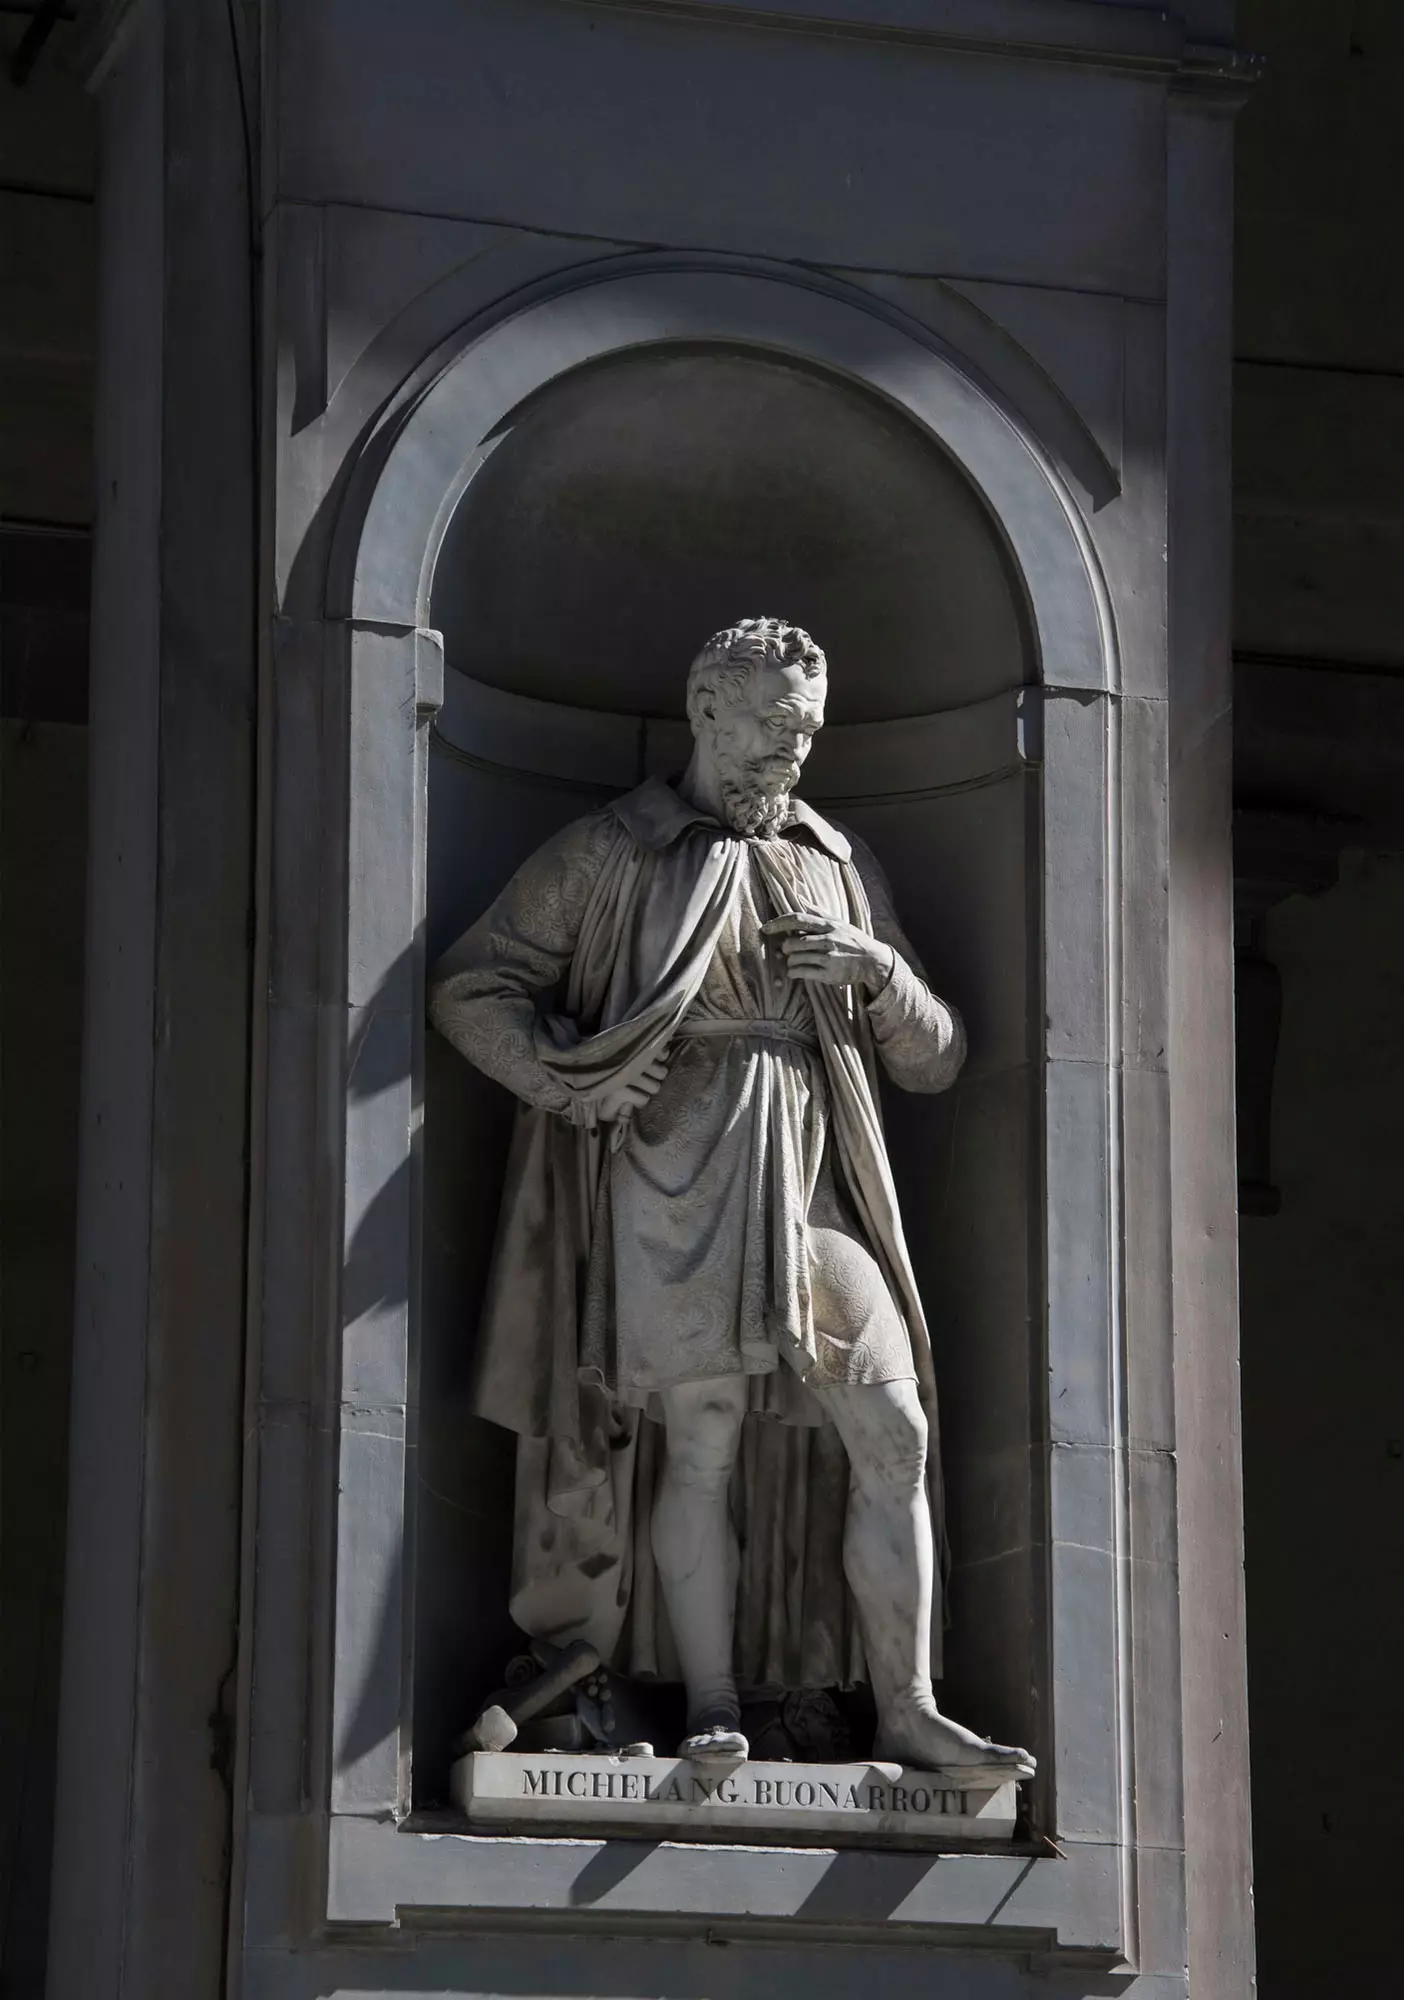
[342,943,419,1334]
[566,1839,1072,1938]
[334,1537,405,1777]
[336,948,418,1781]
[792,1842,944,1921]
[567,1839,664,1906]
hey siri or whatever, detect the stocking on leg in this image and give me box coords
[817,1378,1035,1778]
[651,1375,750,1758]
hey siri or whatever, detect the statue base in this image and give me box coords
[450,1749,1021,1846]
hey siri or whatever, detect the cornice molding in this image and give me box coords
[578,0,1258,87]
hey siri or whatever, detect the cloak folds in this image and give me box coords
[431,779,957,1691]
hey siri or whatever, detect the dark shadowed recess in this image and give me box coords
[431,344,1033,722]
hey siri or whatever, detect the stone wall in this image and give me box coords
[1232,7,1404,1990]
[37,5,1253,1997]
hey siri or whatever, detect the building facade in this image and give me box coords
[3,5,1400,1999]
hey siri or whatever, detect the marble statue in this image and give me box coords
[430,618,1034,1780]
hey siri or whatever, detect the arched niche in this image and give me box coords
[324,266,1120,1836]
[416,347,1054,1805]
[334,268,1113,691]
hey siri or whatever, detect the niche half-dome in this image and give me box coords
[431,344,1033,724]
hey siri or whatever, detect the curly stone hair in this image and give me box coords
[685,617,827,733]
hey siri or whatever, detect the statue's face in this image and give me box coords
[705,662,827,803]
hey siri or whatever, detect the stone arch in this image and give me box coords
[322,260,1123,1816]
[330,264,1117,694]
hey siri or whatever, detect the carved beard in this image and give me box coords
[715,754,799,838]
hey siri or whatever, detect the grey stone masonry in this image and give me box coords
[46,6,1254,1999]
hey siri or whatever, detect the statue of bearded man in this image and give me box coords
[430,617,1033,1779]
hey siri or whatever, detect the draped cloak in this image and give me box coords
[428,778,965,1691]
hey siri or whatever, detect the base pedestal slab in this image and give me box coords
[450,1750,1021,1846]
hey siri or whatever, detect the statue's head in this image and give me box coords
[685,617,827,836]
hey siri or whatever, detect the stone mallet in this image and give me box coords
[461,1639,601,1754]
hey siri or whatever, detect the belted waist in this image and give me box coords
[676,1015,818,1051]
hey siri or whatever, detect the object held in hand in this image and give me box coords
[760,912,892,993]
[759,912,835,937]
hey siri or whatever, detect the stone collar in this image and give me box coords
[612,775,851,864]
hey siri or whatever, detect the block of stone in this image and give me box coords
[463,1704,516,1753]
[450,1751,1019,1846]
[512,1712,591,1753]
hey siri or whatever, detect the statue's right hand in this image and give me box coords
[596,1054,670,1123]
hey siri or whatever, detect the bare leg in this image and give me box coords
[652,1375,750,1757]
[815,1378,1035,1778]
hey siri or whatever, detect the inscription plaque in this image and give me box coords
[451,1752,1019,1846]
